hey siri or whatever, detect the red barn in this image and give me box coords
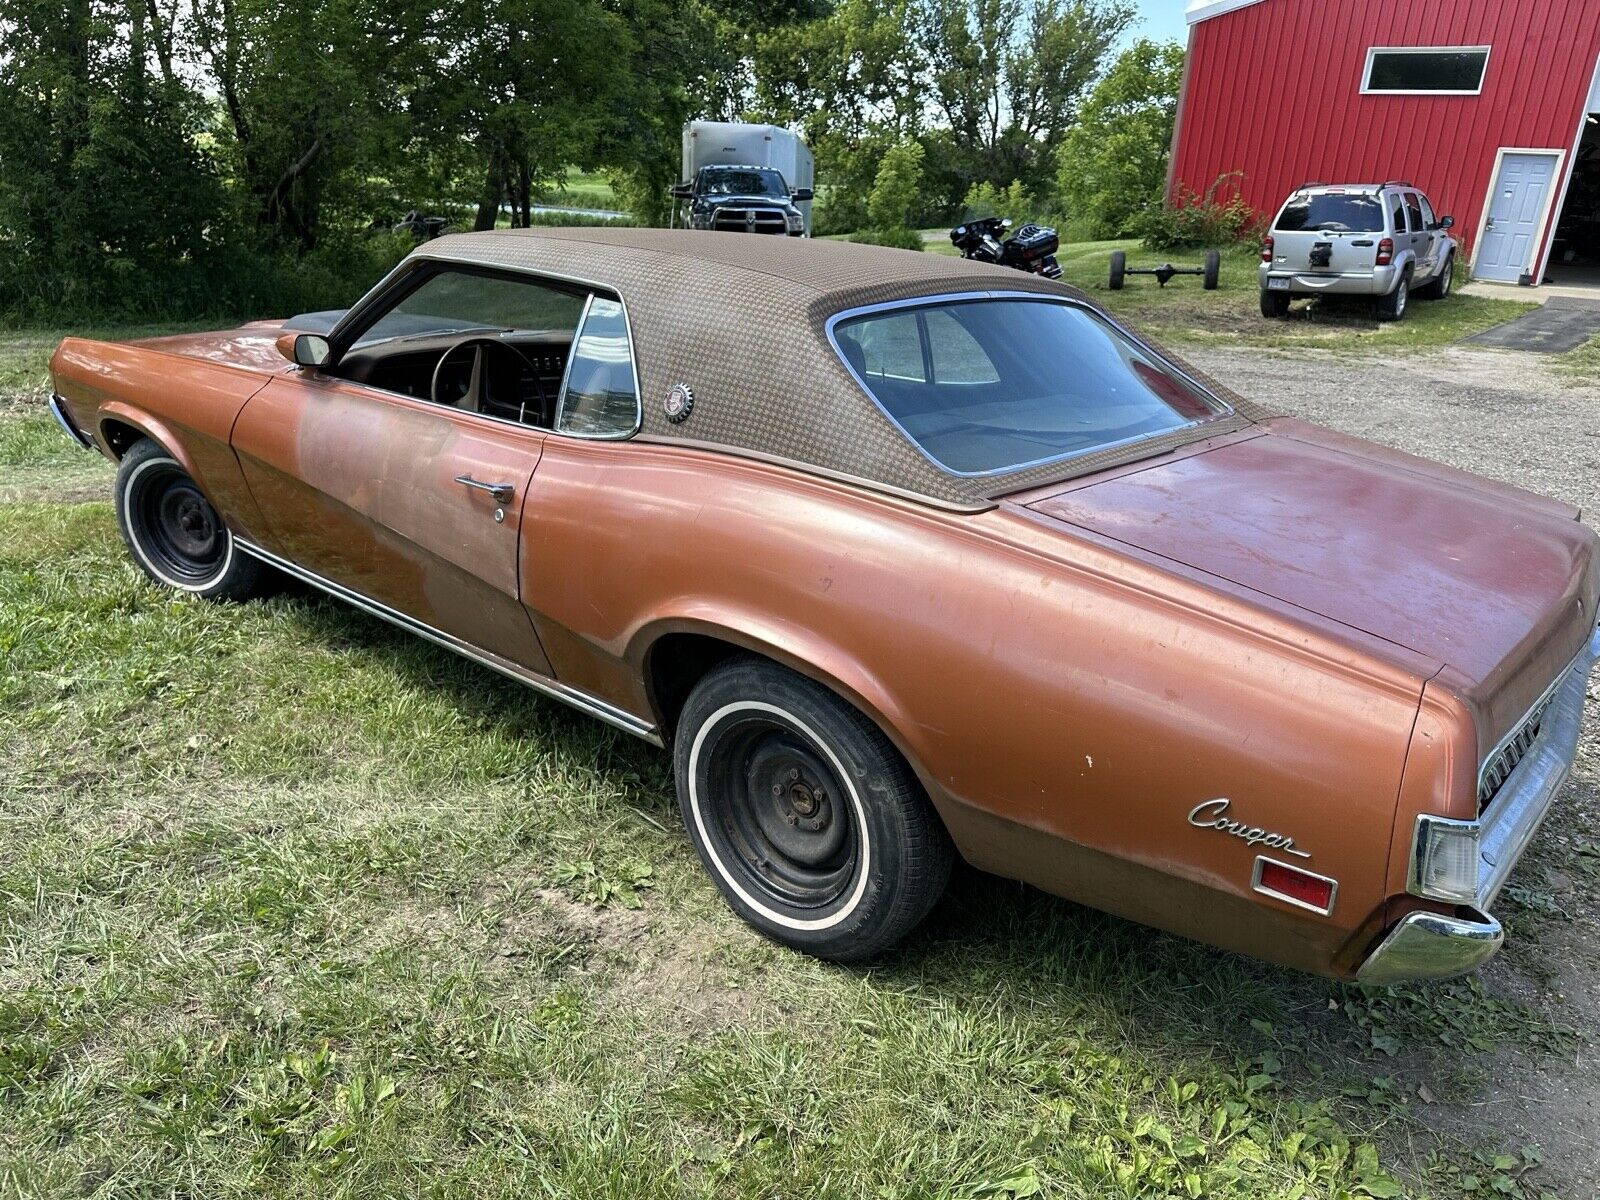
[1169,0,1600,287]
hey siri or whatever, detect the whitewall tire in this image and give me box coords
[674,657,953,961]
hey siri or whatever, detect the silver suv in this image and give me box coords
[1259,183,1457,321]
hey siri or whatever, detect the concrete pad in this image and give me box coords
[1461,295,1600,352]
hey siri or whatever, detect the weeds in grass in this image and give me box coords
[0,371,1590,1196]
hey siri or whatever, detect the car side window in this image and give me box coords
[1390,196,1406,234]
[1404,193,1424,233]
[556,297,640,437]
[1418,194,1437,228]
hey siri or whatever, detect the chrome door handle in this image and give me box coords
[454,474,514,504]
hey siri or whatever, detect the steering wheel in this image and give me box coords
[430,336,543,420]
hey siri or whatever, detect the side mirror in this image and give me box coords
[1439,214,1454,229]
[791,187,814,202]
[670,183,692,200]
[276,330,330,368]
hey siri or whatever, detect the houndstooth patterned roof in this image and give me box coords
[416,228,1268,508]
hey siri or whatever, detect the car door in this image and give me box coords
[1402,192,1431,276]
[229,264,598,674]
[1414,193,1442,278]
[232,375,551,671]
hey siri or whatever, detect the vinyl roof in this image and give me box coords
[412,228,1266,507]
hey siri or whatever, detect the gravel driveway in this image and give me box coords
[1190,343,1600,1192]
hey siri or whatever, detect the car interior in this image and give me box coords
[317,268,639,436]
[333,330,573,427]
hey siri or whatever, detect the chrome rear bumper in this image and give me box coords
[1358,620,1600,985]
[49,392,95,450]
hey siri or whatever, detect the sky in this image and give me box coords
[1127,0,1190,46]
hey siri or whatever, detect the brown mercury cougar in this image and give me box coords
[48,229,1600,982]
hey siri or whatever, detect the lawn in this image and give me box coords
[906,233,1537,354]
[0,305,1584,1198]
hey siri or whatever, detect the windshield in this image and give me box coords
[1274,193,1386,233]
[699,167,788,197]
[353,271,586,348]
[832,299,1228,476]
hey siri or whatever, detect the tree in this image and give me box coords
[1055,38,1184,238]
[914,0,1132,201]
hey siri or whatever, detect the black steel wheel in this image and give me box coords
[1108,249,1126,291]
[114,438,268,600]
[675,657,953,961]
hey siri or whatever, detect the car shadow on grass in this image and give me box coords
[268,580,1584,1190]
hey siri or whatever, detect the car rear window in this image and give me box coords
[1274,193,1386,233]
[832,299,1228,476]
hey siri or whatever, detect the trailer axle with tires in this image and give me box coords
[1108,249,1221,291]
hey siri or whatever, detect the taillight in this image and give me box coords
[1260,235,1274,264]
[1376,237,1394,266]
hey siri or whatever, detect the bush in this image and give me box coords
[958,180,1047,227]
[850,227,924,251]
[1136,174,1258,251]
[1056,40,1185,239]
[867,139,926,232]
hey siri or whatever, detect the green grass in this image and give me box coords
[0,385,1583,1198]
[896,233,1537,354]
[553,168,620,209]
[1556,331,1600,384]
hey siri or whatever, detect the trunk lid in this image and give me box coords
[1021,426,1599,741]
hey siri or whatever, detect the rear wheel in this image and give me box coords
[1418,253,1453,300]
[114,438,268,600]
[1259,288,1291,318]
[1375,272,1410,321]
[674,657,953,961]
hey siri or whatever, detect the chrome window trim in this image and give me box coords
[322,257,643,442]
[1250,855,1338,917]
[551,293,646,442]
[824,290,1235,480]
[235,539,661,746]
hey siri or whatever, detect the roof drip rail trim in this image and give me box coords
[1186,0,1270,24]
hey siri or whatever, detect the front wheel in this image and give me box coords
[1417,253,1453,300]
[674,658,954,962]
[114,438,269,600]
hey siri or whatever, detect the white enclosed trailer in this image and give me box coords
[681,121,815,234]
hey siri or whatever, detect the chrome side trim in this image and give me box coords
[1355,908,1503,985]
[235,540,662,746]
[49,393,95,450]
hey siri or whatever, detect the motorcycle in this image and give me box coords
[949,216,1062,278]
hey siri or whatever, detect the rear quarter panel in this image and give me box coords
[50,336,275,539]
[522,437,1431,975]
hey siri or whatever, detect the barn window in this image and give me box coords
[1362,47,1489,94]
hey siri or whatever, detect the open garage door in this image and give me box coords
[1545,115,1600,287]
